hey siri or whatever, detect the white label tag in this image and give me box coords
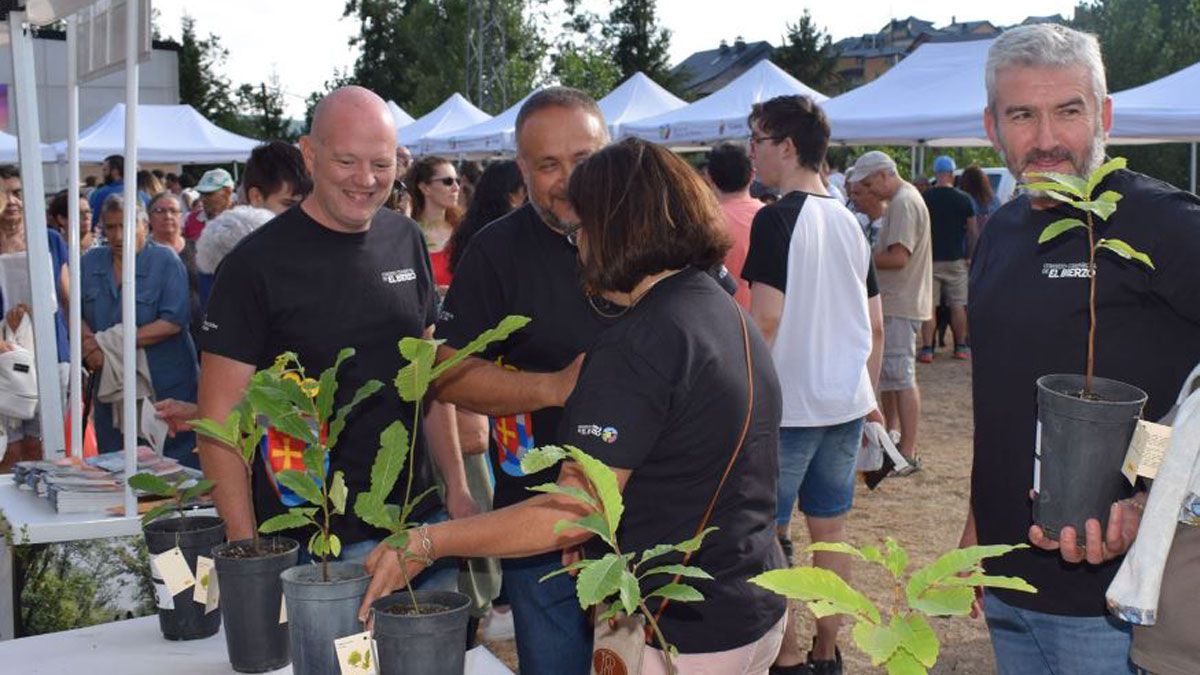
[279,594,288,624]
[151,547,196,599]
[154,581,174,610]
[193,556,218,613]
[1033,419,1043,495]
[334,631,378,675]
[140,398,169,454]
[1122,420,1172,485]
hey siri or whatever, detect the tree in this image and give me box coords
[772,10,840,94]
[177,15,238,130]
[551,9,621,100]
[236,73,295,141]
[607,0,677,90]
[1073,0,1200,189]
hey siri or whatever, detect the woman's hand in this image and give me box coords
[5,303,28,331]
[358,537,432,622]
[84,345,105,370]
[0,339,12,353]
[154,399,198,436]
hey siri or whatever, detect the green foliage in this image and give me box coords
[178,15,238,131]
[751,538,1035,674]
[607,0,681,93]
[127,472,214,527]
[551,7,623,100]
[771,10,840,94]
[520,445,717,664]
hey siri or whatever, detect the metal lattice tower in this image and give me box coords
[465,0,509,112]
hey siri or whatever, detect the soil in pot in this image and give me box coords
[143,515,226,641]
[1034,374,1147,538]
[371,590,471,675]
[281,561,370,675]
[213,537,300,673]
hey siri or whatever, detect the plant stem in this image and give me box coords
[401,549,420,613]
[321,460,331,582]
[400,401,423,612]
[638,597,676,674]
[246,463,261,554]
[1085,212,1097,396]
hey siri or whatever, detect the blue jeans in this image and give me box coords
[502,551,592,675]
[984,590,1135,675]
[776,418,865,524]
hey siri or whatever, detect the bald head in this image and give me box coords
[310,86,394,144]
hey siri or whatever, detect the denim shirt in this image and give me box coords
[80,240,197,397]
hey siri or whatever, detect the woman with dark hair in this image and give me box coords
[960,165,1000,237]
[407,156,462,292]
[448,160,525,272]
[360,138,787,673]
[47,190,94,249]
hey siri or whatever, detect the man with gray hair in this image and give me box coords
[962,23,1200,674]
[848,150,932,472]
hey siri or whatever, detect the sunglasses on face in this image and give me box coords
[429,176,460,187]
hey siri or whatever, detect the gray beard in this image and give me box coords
[1003,130,1107,199]
[530,199,578,237]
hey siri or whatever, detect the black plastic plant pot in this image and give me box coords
[1034,374,1147,539]
[212,537,300,673]
[371,590,472,675]
[143,515,226,641]
[280,561,371,675]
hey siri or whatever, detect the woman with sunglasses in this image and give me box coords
[360,138,788,674]
[406,156,462,294]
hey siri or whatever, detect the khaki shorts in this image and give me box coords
[881,316,921,391]
[931,259,969,308]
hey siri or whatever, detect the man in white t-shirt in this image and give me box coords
[742,95,884,675]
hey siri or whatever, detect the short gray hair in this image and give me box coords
[195,205,275,274]
[986,24,1106,113]
[514,87,608,151]
[101,193,148,224]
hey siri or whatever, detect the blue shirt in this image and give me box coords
[87,182,150,227]
[80,240,198,399]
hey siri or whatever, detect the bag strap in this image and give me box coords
[649,297,755,634]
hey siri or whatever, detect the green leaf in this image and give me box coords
[908,586,975,616]
[906,544,1027,604]
[315,348,354,424]
[670,526,719,554]
[750,568,881,623]
[552,512,612,545]
[398,486,440,525]
[884,648,927,675]
[246,385,316,445]
[363,421,411,504]
[895,613,939,667]
[636,543,678,569]
[329,471,348,515]
[383,531,409,550]
[519,446,568,475]
[259,511,313,533]
[1074,199,1120,221]
[127,472,176,497]
[1095,190,1122,204]
[328,533,342,559]
[309,531,326,558]
[302,446,326,483]
[348,651,361,667]
[527,483,597,509]
[538,559,590,582]
[1097,238,1155,270]
[859,545,886,566]
[189,411,241,447]
[941,573,1038,594]
[327,380,384,450]
[639,564,713,581]
[1026,170,1087,198]
[1086,157,1127,197]
[806,542,867,559]
[1021,184,1078,204]
[596,602,624,623]
[647,583,704,602]
[394,338,439,403]
[430,315,531,379]
[852,619,902,667]
[180,479,215,503]
[1037,218,1087,244]
[275,470,324,507]
[564,447,624,538]
[353,493,392,530]
[574,553,628,609]
[884,537,909,579]
[618,570,641,615]
[140,503,176,526]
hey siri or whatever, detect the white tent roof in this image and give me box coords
[419,90,538,156]
[621,60,828,145]
[387,100,415,130]
[1110,62,1200,143]
[599,72,687,139]
[399,93,491,148]
[0,129,56,163]
[822,40,993,147]
[50,103,261,163]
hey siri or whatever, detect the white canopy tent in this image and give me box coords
[599,72,687,140]
[621,60,828,145]
[822,39,993,147]
[0,128,56,162]
[419,90,538,157]
[387,100,415,130]
[1110,62,1200,143]
[398,93,491,149]
[50,103,261,163]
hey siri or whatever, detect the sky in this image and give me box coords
[154,0,1081,118]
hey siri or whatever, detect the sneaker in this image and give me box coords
[892,455,923,477]
[806,643,843,675]
[917,346,934,364]
[769,664,812,675]
[778,536,795,566]
[953,344,971,360]
[481,606,515,641]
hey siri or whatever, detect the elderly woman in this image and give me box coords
[147,192,202,341]
[81,194,199,466]
[359,138,787,674]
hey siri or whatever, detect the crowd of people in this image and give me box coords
[0,21,1198,675]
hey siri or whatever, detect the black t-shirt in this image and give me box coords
[436,204,612,509]
[200,205,441,546]
[970,169,1200,616]
[561,268,787,653]
[740,191,880,297]
[923,186,975,261]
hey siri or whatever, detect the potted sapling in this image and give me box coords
[358,316,529,675]
[1024,157,1153,537]
[128,471,223,640]
[192,376,300,674]
[751,538,1036,674]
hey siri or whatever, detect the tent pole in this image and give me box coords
[1191,143,1196,194]
[67,15,82,459]
[10,11,66,459]
[122,0,141,518]
[910,145,917,178]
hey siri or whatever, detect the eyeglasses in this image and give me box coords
[750,134,785,146]
[150,207,181,215]
[430,176,460,187]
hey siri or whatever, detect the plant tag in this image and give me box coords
[140,398,169,454]
[153,581,174,610]
[1122,420,1172,485]
[193,556,218,612]
[279,594,287,624]
[151,547,196,598]
[334,631,378,675]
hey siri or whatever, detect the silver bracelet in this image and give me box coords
[412,525,435,565]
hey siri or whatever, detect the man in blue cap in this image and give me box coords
[920,155,977,362]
